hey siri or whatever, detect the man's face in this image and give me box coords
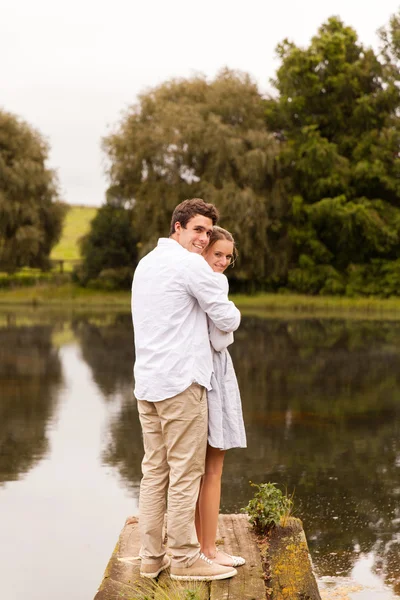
[174,215,213,254]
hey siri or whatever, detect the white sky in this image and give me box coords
[2,0,399,206]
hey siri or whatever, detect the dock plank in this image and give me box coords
[210,514,266,600]
[94,577,139,600]
[94,517,142,600]
[94,515,265,600]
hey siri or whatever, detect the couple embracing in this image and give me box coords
[131,198,246,582]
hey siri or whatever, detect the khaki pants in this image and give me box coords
[137,383,208,568]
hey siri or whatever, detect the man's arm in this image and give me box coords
[184,256,241,333]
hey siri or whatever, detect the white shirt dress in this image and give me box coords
[207,273,247,451]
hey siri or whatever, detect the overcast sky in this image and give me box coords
[2,0,399,206]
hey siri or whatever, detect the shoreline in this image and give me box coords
[3,284,400,318]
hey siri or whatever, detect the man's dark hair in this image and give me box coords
[169,198,219,235]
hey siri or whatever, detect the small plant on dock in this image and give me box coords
[129,577,207,600]
[242,482,294,532]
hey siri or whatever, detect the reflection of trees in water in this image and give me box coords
[231,318,400,417]
[73,313,400,590]
[71,314,141,490]
[102,400,143,494]
[72,314,134,399]
[224,317,400,588]
[0,325,63,484]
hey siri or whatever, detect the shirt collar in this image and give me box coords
[157,237,187,252]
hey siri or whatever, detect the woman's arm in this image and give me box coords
[208,273,234,351]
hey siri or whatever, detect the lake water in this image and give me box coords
[1,309,399,600]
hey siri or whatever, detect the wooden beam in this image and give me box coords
[94,514,266,600]
[210,514,266,600]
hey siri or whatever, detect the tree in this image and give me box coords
[265,16,400,294]
[378,9,400,79]
[103,69,287,283]
[0,110,66,272]
[79,203,139,287]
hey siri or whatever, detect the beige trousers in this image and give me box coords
[137,383,208,567]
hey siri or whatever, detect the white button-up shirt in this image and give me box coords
[132,238,241,401]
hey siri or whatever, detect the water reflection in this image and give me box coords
[0,325,63,483]
[1,313,400,597]
[103,400,142,495]
[81,314,400,594]
[225,318,400,595]
[71,314,134,400]
[68,314,141,492]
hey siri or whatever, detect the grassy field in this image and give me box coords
[50,205,98,261]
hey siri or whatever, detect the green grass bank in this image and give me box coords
[3,284,400,319]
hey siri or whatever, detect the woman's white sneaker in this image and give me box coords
[213,550,246,567]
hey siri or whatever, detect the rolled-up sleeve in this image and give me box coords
[184,257,241,333]
[209,324,234,351]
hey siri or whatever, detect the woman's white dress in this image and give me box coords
[207,273,247,451]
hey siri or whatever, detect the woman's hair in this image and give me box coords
[206,226,238,266]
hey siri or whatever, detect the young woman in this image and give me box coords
[195,226,247,567]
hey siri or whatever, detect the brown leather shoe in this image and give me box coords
[170,552,237,581]
[140,555,171,578]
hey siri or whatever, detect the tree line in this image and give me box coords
[2,12,400,295]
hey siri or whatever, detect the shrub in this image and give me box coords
[79,204,139,286]
[346,259,400,297]
[287,261,344,295]
[242,482,294,532]
[0,271,69,288]
[89,267,133,290]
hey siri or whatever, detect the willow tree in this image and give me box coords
[103,69,287,283]
[265,16,400,294]
[379,9,400,77]
[0,110,66,272]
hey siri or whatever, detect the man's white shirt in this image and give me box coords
[132,238,241,401]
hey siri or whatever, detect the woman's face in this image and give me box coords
[203,239,234,273]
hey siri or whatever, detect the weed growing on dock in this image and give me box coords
[242,482,294,532]
[128,577,208,600]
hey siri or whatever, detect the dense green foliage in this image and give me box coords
[78,204,139,288]
[100,11,400,295]
[0,110,66,272]
[265,14,400,295]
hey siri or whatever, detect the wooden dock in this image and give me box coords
[94,514,266,599]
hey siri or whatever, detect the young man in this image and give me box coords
[132,198,241,581]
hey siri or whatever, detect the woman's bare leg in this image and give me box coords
[196,445,238,565]
[195,478,203,546]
